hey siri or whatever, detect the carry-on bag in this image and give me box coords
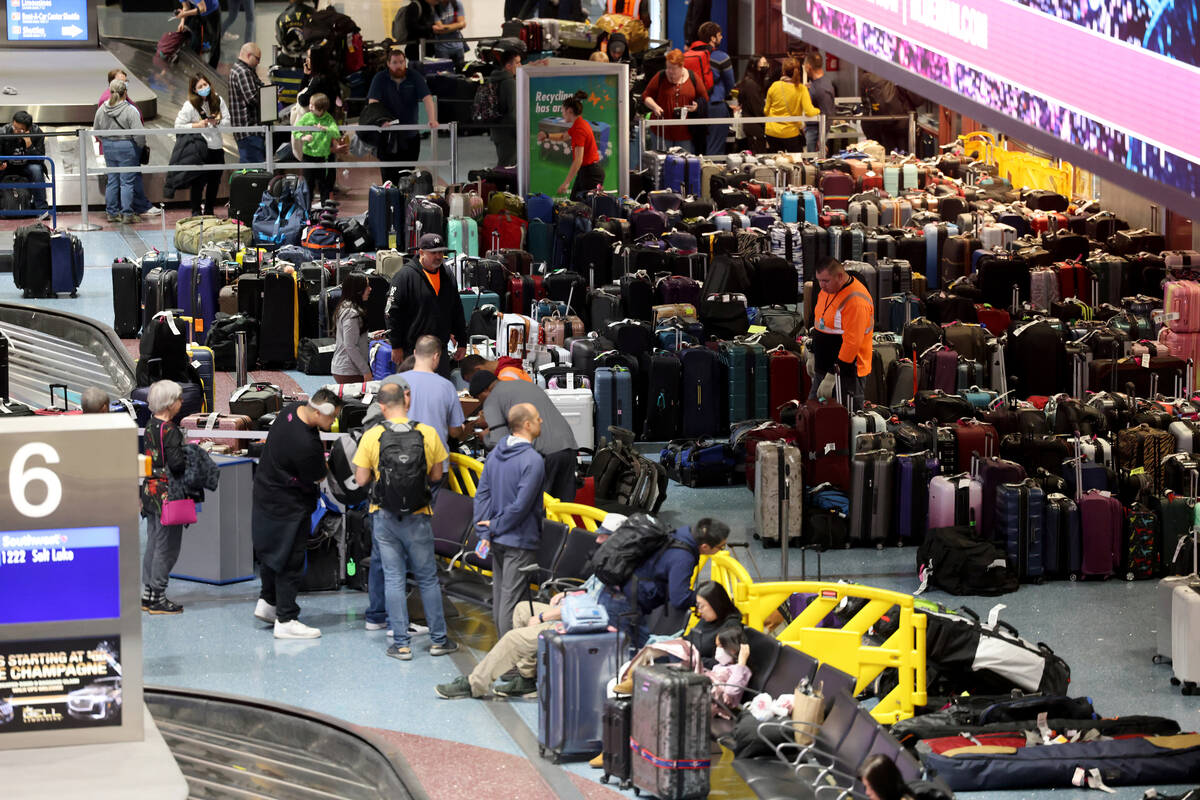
[537,629,621,762]
[630,665,711,800]
[601,696,634,790]
[754,441,803,548]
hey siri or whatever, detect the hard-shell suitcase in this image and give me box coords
[895,451,939,542]
[755,441,803,547]
[995,479,1046,582]
[1043,493,1080,580]
[367,184,405,250]
[1077,489,1123,579]
[594,366,633,446]
[797,397,851,491]
[258,269,300,366]
[143,267,180,329]
[680,347,722,437]
[978,457,1027,542]
[928,472,982,530]
[229,169,270,225]
[850,449,896,546]
[186,343,215,412]
[547,387,596,454]
[601,696,633,790]
[447,216,479,259]
[537,629,620,762]
[178,256,221,339]
[1171,579,1200,694]
[13,222,52,298]
[643,352,681,442]
[181,411,253,451]
[112,258,141,338]
[630,665,711,800]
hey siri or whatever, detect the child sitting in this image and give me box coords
[707,624,752,718]
[293,92,343,205]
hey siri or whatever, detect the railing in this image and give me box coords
[74,122,459,230]
[825,112,918,156]
[640,114,827,159]
[0,154,58,227]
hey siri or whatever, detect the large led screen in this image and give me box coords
[784,0,1200,214]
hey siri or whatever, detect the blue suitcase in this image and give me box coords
[995,479,1046,582]
[594,366,633,444]
[896,451,939,542]
[781,192,800,224]
[368,184,404,250]
[803,191,820,225]
[663,155,685,193]
[537,629,620,762]
[49,233,84,297]
[924,222,958,289]
[370,341,396,380]
[528,219,553,267]
[718,342,749,426]
[186,343,215,412]
[177,256,221,339]
[680,347,721,437]
[684,155,702,196]
[526,192,554,223]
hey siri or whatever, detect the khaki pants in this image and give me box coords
[469,601,554,697]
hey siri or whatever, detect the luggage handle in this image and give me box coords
[49,383,69,412]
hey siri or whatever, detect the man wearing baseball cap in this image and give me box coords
[386,232,467,377]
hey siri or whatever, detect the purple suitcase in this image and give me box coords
[897,451,939,541]
[1077,489,1122,579]
[978,457,1027,542]
[930,349,958,393]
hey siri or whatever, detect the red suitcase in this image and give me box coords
[1055,260,1089,300]
[797,397,851,491]
[767,349,802,422]
[974,305,1011,336]
[953,418,998,470]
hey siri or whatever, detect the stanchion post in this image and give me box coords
[69,128,101,232]
[264,124,274,175]
[819,114,828,159]
[908,113,917,155]
[235,331,248,388]
[449,121,458,186]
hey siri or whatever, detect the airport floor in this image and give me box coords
[2,150,1197,800]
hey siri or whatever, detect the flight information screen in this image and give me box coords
[0,527,120,625]
[5,0,90,42]
[784,0,1200,202]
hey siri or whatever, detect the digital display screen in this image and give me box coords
[784,0,1200,204]
[5,0,89,41]
[0,527,120,625]
[0,636,123,733]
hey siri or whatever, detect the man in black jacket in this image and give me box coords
[387,233,466,377]
[487,49,520,167]
[0,111,48,211]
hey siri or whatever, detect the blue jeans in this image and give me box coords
[103,139,138,216]
[223,0,255,41]
[805,123,820,154]
[705,102,730,156]
[9,162,47,208]
[598,587,650,649]
[366,530,386,626]
[132,173,151,214]
[237,134,265,165]
[373,510,447,648]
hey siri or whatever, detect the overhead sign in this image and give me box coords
[783,0,1200,216]
[4,0,90,42]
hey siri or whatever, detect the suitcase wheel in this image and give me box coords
[1183,683,1197,696]
[1152,654,1170,665]
[538,746,544,758]
[1170,677,1181,686]
[599,775,609,785]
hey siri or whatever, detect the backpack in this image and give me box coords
[371,421,431,514]
[584,512,676,589]
[276,3,315,56]
[156,30,189,63]
[683,43,713,92]
[472,80,502,123]
[0,175,33,211]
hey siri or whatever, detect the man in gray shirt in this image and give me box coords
[467,371,578,502]
[804,51,837,154]
[364,335,463,459]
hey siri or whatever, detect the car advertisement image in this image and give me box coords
[0,636,122,733]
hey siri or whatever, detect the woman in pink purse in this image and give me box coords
[141,380,188,615]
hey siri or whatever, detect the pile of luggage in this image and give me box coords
[11,222,84,299]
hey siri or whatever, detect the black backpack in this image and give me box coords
[585,513,686,589]
[372,421,430,514]
[917,525,1018,596]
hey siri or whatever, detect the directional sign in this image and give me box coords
[6,0,89,42]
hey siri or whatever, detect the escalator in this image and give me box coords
[146,687,425,800]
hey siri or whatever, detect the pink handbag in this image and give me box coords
[161,498,197,526]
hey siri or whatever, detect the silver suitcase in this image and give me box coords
[754,441,803,547]
[1171,582,1200,694]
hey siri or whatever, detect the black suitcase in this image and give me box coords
[680,347,721,437]
[601,696,633,791]
[237,274,264,321]
[111,258,142,338]
[643,351,681,441]
[259,269,300,367]
[142,268,179,330]
[630,665,711,800]
[229,169,271,225]
[13,222,52,298]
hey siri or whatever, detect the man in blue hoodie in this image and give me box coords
[472,402,546,636]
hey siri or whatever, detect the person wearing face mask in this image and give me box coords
[385,234,466,377]
[251,389,344,639]
[706,625,752,717]
[733,57,770,152]
[173,74,229,217]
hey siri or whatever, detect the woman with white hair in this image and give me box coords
[140,380,187,615]
[92,79,146,225]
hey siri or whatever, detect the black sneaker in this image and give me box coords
[494,675,537,697]
[146,597,183,615]
[140,594,153,611]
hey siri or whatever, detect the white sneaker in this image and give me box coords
[254,599,276,624]
[274,619,321,639]
[222,30,239,41]
[365,621,387,631]
[409,622,430,635]
[142,206,163,217]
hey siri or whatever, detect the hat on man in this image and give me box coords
[419,233,448,252]
[468,370,498,398]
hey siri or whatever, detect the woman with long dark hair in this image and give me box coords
[734,56,771,152]
[173,73,229,216]
[332,272,374,383]
[858,754,915,800]
[686,581,743,658]
[537,90,605,200]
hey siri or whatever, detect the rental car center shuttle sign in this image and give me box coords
[6,0,89,40]
[784,0,1200,214]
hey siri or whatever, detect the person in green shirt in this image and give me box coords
[293,92,342,205]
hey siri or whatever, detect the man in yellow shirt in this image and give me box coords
[354,379,458,661]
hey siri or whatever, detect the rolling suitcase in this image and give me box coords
[1171,581,1200,694]
[1043,493,1080,580]
[13,222,52,298]
[601,696,633,790]
[447,216,479,258]
[928,472,982,530]
[1077,489,1123,579]
[896,451,938,543]
[181,411,253,451]
[111,258,141,338]
[630,665,711,800]
[849,449,896,546]
[680,347,722,437]
[767,349,802,420]
[594,366,633,446]
[143,267,180,330]
[258,269,300,366]
[1124,502,1161,581]
[49,232,84,297]
[995,479,1046,582]
[547,387,596,453]
[537,629,620,762]
[797,397,851,491]
[754,441,803,548]
[367,184,405,249]
[178,256,221,339]
[186,343,215,412]
[229,169,270,225]
[643,351,681,442]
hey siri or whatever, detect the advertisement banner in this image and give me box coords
[0,636,123,734]
[518,62,629,199]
